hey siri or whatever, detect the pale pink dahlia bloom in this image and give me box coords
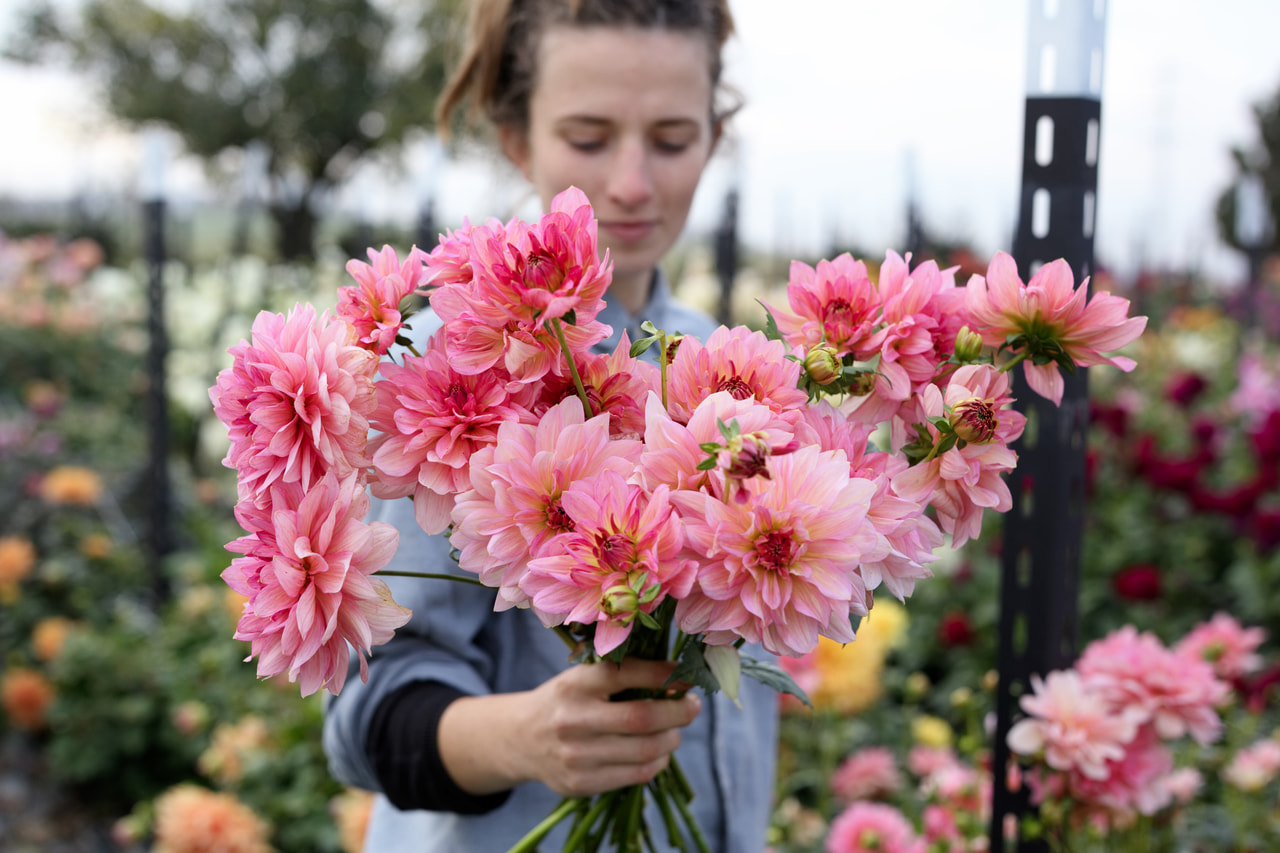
[1174,611,1266,681]
[768,253,886,358]
[449,397,642,611]
[1222,737,1280,791]
[222,473,408,697]
[1006,669,1145,781]
[666,325,809,425]
[891,364,1025,548]
[522,472,697,654]
[211,305,379,507]
[964,252,1147,405]
[422,217,483,289]
[429,187,613,385]
[1068,725,1175,822]
[670,445,879,657]
[825,801,926,853]
[367,331,537,534]
[339,244,429,356]
[831,746,904,802]
[1077,625,1228,745]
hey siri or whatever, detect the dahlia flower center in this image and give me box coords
[715,375,754,401]
[445,381,469,409]
[825,298,857,326]
[756,530,794,572]
[545,499,574,534]
[596,532,633,573]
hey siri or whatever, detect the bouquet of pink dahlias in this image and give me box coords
[209,186,1147,853]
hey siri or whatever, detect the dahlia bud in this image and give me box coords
[848,371,877,396]
[949,397,998,444]
[802,342,841,386]
[601,584,639,621]
[953,325,985,363]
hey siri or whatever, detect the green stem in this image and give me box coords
[998,348,1029,374]
[373,569,486,586]
[668,773,711,853]
[659,331,670,411]
[505,796,583,853]
[648,776,683,848]
[561,790,618,851]
[551,317,595,417]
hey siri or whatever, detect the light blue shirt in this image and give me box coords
[323,270,779,852]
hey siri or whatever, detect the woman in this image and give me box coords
[322,1,778,850]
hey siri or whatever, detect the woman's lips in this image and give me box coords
[601,220,657,243]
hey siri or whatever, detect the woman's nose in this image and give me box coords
[606,139,654,208]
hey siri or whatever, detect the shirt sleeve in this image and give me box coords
[366,680,512,814]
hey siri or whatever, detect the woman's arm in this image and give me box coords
[439,657,701,798]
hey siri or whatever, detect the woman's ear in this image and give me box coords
[498,124,532,180]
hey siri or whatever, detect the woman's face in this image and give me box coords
[503,26,718,300]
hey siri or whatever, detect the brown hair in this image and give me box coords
[436,0,737,138]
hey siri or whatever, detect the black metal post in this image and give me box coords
[989,3,1106,849]
[416,196,438,252]
[714,187,739,327]
[143,188,173,601]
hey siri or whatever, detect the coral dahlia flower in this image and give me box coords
[671,445,879,657]
[223,472,407,696]
[825,801,926,853]
[152,784,272,853]
[964,252,1147,405]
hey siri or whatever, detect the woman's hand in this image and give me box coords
[438,658,701,798]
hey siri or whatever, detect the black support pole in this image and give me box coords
[989,3,1106,849]
[143,156,173,602]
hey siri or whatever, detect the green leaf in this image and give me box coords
[741,657,812,706]
[695,457,718,471]
[630,336,657,358]
[756,300,783,342]
[666,641,721,696]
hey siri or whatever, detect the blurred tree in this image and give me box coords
[1214,79,1279,259]
[5,0,464,260]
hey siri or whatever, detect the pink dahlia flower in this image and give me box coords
[670,445,879,657]
[429,187,613,385]
[1007,669,1145,781]
[1077,625,1228,745]
[796,403,938,601]
[891,364,1025,547]
[638,390,798,503]
[768,253,886,358]
[870,252,965,409]
[1174,611,1266,681]
[211,305,379,508]
[449,397,642,611]
[825,801,926,853]
[222,473,408,697]
[422,217,484,289]
[339,244,429,356]
[367,331,538,534]
[831,746,904,802]
[1222,737,1280,791]
[964,252,1147,405]
[535,333,660,438]
[522,472,697,655]
[666,325,809,425]
[1068,725,1174,823]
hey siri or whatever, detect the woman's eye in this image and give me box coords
[567,138,606,152]
[653,135,695,154]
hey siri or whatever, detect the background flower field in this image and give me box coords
[1,224,1277,852]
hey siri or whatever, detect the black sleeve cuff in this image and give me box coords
[366,680,513,815]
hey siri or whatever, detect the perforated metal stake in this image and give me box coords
[989,3,1106,849]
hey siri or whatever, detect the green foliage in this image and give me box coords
[6,0,465,259]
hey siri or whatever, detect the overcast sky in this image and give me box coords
[4,0,1280,285]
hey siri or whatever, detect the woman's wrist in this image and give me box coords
[438,690,536,795]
